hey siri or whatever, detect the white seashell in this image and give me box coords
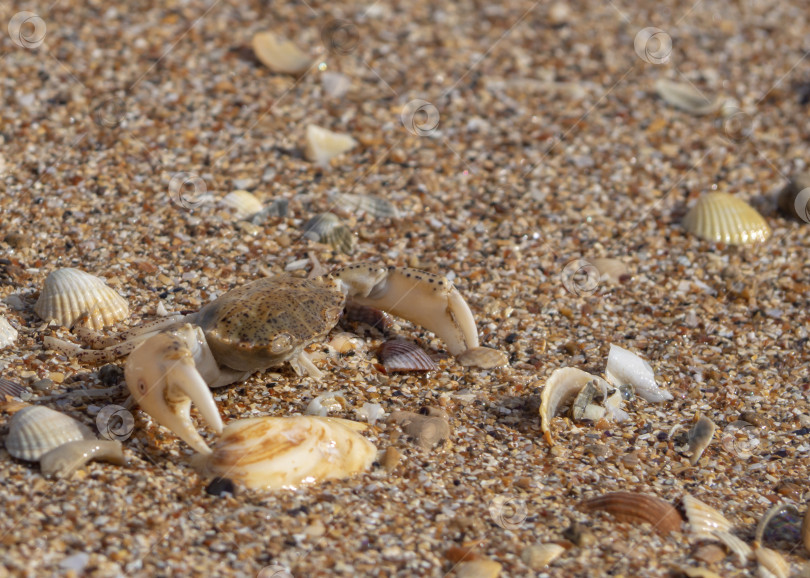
[713,530,752,564]
[605,344,672,402]
[252,31,311,75]
[682,494,733,540]
[327,332,364,354]
[654,79,720,116]
[355,402,385,425]
[379,339,436,373]
[602,389,629,422]
[591,258,631,285]
[0,315,17,348]
[540,367,610,446]
[334,192,401,219]
[222,190,263,220]
[191,416,376,490]
[305,391,347,416]
[688,414,716,465]
[5,405,95,461]
[304,125,358,168]
[39,439,127,478]
[754,545,790,578]
[456,346,509,369]
[521,543,565,570]
[302,212,356,254]
[35,268,129,330]
[682,192,771,245]
[321,71,352,99]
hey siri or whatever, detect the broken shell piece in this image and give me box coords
[355,402,385,425]
[756,503,799,545]
[605,344,672,402]
[304,125,358,168]
[578,491,684,535]
[252,31,311,75]
[34,268,129,330]
[581,403,606,421]
[302,212,356,254]
[0,377,29,400]
[328,332,364,354]
[334,192,400,219]
[321,71,352,99]
[603,388,630,422]
[5,405,95,461]
[379,339,436,373]
[454,559,502,578]
[682,192,771,245]
[591,258,632,285]
[521,543,565,570]
[682,494,733,539]
[0,316,17,348]
[387,410,450,449]
[40,439,127,478]
[305,391,347,416]
[754,545,790,578]
[191,416,376,490]
[222,190,263,220]
[571,380,598,421]
[540,368,609,445]
[688,414,717,465]
[457,346,509,369]
[777,172,810,223]
[713,530,752,564]
[654,79,720,115]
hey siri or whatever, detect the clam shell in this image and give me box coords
[605,343,672,402]
[252,31,311,75]
[39,439,127,478]
[521,543,565,570]
[387,410,450,449]
[302,212,356,254]
[335,192,400,219]
[687,414,717,465]
[343,302,391,331]
[35,268,129,330]
[0,377,28,400]
[754,545,790,578]
[654,78,721,115]
[777,172,810,223]
[304,125,357,167]
[456,346,509,369]
[379,339,436,373]
[682,192,771,245]
[191,416,375,490]
[578,491,684,535]
[682,494,733,539]
[0,315,17,348]
[713,530,752,564]
[222,190,263,220]
[5,405,95,461]
[539,368,609,446]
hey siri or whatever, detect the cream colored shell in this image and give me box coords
[191,416,376,490]
[5,405,96,461]
[252,32,311,75]
[0,315,17,349]
[222,190,263,220]
[304,125,357,167]
[682,192,771,245]
[35,268,129,330]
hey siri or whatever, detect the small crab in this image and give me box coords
[47,264,506,454]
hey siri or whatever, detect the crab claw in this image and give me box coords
[124,325,223,454]
[333,264,508,368]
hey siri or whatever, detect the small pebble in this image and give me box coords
[205,477,236,497]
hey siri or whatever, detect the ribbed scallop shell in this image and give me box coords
[302,212,356,254]
[683,192,771,245]
[379,340,436,373]
[0,377,28,400]
[222,190,263,220]
[682,494,733,540]
[0,315,17,348]
[190,416,376,490]
[5,405,95,461]
[335,192,400,219]
[35,268,129,330]
[579,491,684,535]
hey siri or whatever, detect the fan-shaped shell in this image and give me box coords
[5,405,95,461]
[683,192,771,245]
[222,190,263,220]
[190,416,375,490]
[302,213,356,254]
[335,192,400,219]
[0,377,28,400]
[0,315,17,348]
[35,268,129,330]
[682,494,733,540]
[379,339,436,373]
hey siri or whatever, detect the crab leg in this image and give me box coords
[124,324,224,454]
[333,264,507,368]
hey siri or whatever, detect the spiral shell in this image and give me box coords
[252,31,311,75]
[379,339,436,373]
[0,315,17,349]
[302,212,356,254]
[190,416,376,490]
[222,190,263,220]
[5,405,95,461]
[304,125,357,168]
[35,268,129,330]
[682,192,771,245]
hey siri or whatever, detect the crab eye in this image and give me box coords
[270,332,294,354]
